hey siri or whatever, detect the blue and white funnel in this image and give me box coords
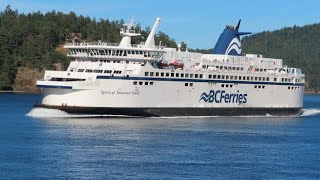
[213,20,251,56]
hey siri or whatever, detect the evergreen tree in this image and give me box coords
[0,45,16,90]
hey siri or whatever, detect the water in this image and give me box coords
[0,94,319,179]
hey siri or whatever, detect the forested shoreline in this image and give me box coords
[0,5,176,91]
[242,23,320,92]
[0,5,319,92]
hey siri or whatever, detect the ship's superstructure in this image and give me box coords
[36,17,305,117]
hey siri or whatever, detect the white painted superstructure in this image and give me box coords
[36,17,305,117]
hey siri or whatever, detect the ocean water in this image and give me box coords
[0,93,319,179]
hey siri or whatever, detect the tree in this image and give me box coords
[0,46,16,90]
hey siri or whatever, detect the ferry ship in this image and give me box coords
[35,17,305,117]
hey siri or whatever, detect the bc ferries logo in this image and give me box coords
[225,37,241,55]
[199,90,247,104]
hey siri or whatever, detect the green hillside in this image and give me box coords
[242,23,320,91]
[0,5,176,91]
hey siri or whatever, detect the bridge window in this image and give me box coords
[150,72,154,76]
[145,72,149,76]
[176,73,180,77]
[185,73,189,78]
[181,73,184,78]
[195,74,199,78]
[155,72,159,76]
[209,75,212,79]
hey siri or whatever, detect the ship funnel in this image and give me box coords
[145,17,161,48]
[212,19,251,56]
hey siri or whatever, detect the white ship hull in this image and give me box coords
[36,77,304,116]
[35,18,305,117]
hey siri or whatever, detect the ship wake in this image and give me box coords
[300,108,320,117]
[26,108,320,118]
[26,108,135,118]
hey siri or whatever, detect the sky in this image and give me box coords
[0,0,319,49]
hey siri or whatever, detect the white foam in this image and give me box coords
[300,108,320,117]
[26,108,72,118]
[26,108,320,118]
[26,108,139,118]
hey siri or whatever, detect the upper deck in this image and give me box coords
[65,42,166,60]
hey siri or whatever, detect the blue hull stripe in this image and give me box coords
[37,85,72,89]
[96,76,305,86]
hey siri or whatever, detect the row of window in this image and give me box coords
[133,81,154,86]
[282,78,302,83]
[69,49,160,58]
[97,60,143,65]
[205,65,244,71]
[130,81,300,90]
[77,69,122,74]
[145,71,204,78]
[50,77,85,82]
[145,71,298,83]
[75,69,301,83]
[254,85,266,89]
[221,84,233,88]
[288,87,301,90]
[205,66,273,73]
[209,74,272,82]
[185,83,194,87]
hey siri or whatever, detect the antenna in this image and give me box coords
[124,16,135,30]
[235,19,241,30]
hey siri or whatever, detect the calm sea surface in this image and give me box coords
[0,93,319,179]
